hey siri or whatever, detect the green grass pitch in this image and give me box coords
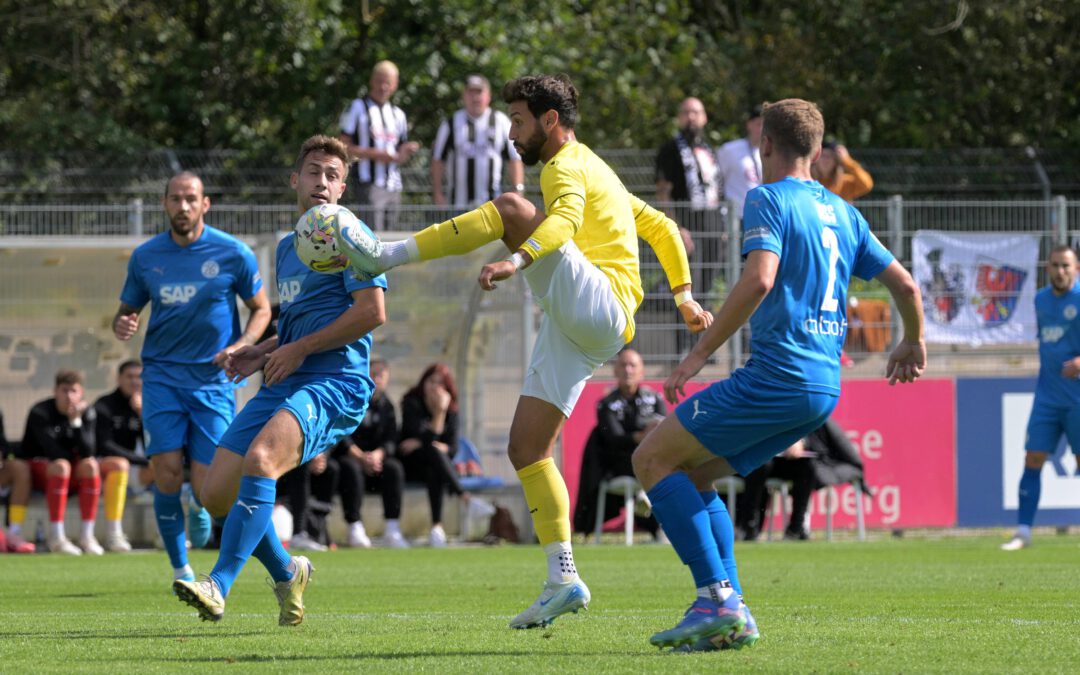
[2,536,1079,673]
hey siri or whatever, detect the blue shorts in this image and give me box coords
[1025,400,1080,453]
[218,375,372,465]
[675,368,838,476]
[142,383,236,466]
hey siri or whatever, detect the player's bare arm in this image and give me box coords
[263,287,385,386]
[112,302,144,341]
[664,250,779,403]
[225,336,278,382]
[876,260,926,386]
[213,288,273,368]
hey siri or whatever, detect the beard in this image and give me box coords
[681,124,703,142]
[516,126,548,166]
[169,213,196,236]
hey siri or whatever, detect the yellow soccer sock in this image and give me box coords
[9,504,26,527]
[517,457,572,547]
[104,470,128,523]
[414,201,503,260]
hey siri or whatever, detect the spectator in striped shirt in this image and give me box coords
[431,75,525,210]
[339,60,420,230]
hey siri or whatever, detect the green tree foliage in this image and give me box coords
[0,0,1077,160]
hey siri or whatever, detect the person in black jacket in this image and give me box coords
[573,348,664,538]
[93,360,147,552]
[15,369,110,555]
[327,357,407,548]
[398,362,470,548]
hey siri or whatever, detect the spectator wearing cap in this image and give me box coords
[339,60,421,230]
[715,104,764,218]
[812,140,874,203]
[431,75,524,210]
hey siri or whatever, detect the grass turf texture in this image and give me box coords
[2,536,1078,673]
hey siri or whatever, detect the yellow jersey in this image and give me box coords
[522,140,692,341]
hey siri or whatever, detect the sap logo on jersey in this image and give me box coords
[1041,325,1065,343]
[803,315,848,336]
[278,277,304,303]
[159,283,202,305]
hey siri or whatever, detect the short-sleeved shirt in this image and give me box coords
[741,177,893,394]
[339,96,409,191]
[432,108,520,206]
[120,226,263,390]
[274,234,387,382]
[1033,282,1080,408]
[716,138,762,216]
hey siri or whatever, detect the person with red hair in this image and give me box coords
[398,363,470,547]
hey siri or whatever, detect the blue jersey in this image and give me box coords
[121,225,263,390]
[741,177,894,394]
[275,233,387,381]
[1033,282,1080,407]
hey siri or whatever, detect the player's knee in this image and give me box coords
[243,442,285,479]
[48,459,71,478]
[492,192,531,222]
[8,458,29,480]
[77,457,100,477]
[1024,452,1049,470]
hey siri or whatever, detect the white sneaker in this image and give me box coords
[105,533,133,553]
[1001,535,1030,551]
[79,535,105,556]
[429,524,448,548]
[289,531,329,552]
[509,578,591,629]
[381,530,410,549]
[48,536,83,556]
[347,523,372,549]
[334,218,385,280]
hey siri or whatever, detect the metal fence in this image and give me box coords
[0,197,1075,474]
[3,147,1080,203]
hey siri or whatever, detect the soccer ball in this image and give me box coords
[293,204,358,273]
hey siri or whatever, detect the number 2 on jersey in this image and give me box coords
[820,227,840,313]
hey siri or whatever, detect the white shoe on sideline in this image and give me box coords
[48,536,82,556]
[1001,535,1030,551]
[382,530,410,549]
[289,531,328,552]
[104,533,133,553]
[347,523,372,549]
[79,535,105,556]
[429,525,448,548]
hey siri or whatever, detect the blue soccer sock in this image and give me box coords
[647,473,728,592]
[1017,466,1042,528]
[700,489,743,598]
[153,486,188,570]
[210,476,277,597]
[252,520,294,584]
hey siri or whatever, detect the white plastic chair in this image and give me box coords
[593,476,648,545]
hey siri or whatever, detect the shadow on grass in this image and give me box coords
[0,630,264,640]
[144,651,638,664]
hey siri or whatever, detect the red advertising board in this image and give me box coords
[561,377,956,531]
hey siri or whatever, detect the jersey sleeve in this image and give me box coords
[851,210,894,280]
[520,159,587,260]
[119,252,149,309]
[741,186,785,258]
[344,271,388,295]
[629,193,692,289]
[433,119,452,161]
[235,244,263,301]
[339,101,361,135]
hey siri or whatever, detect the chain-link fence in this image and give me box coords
[3,147,1080,203]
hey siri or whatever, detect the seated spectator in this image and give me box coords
[278,454,333,551]
[811,141,874,202]
[328,357,408,548]
[93,359,148,552]
[573,348,664,539]
[398,363,471,548]
[0,410,34,553]
[15,369,103,555]
[738,418,864,541]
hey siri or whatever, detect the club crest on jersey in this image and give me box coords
[972,256,1027,327]
[201,260,220,279]
[278,276,304,304]
[1065,305,1077,321]
[159,283,203,305]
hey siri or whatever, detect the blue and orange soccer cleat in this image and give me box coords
[649,596,746,649]
[675,602,760,652]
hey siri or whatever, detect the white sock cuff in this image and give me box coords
[543,541,573,557]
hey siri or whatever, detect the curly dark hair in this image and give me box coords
[501,74,579,129]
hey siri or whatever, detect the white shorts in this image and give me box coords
[521,241,628,417]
